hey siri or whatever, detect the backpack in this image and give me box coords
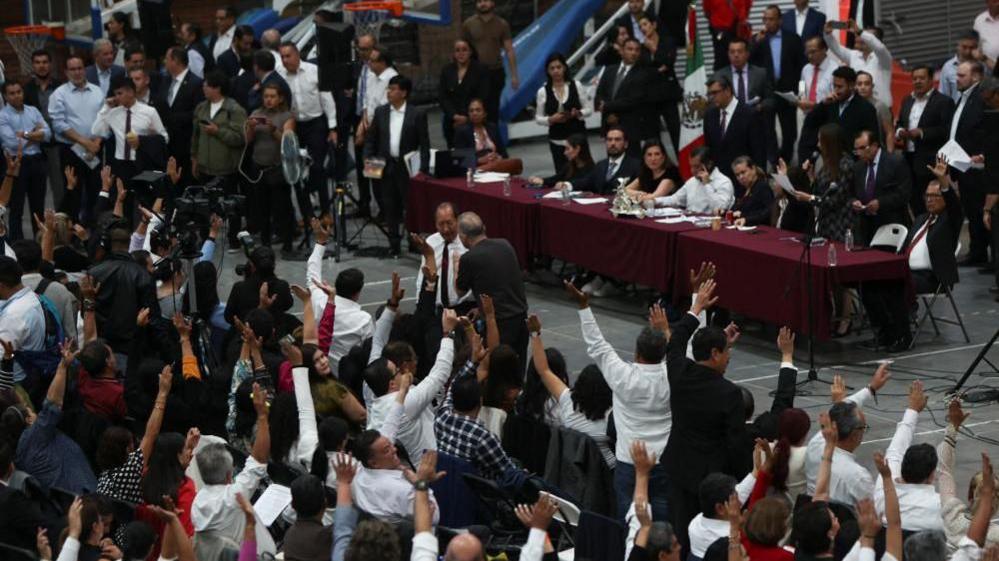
[13,280,67,389]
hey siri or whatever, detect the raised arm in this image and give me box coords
[823,23,853,66]
[332,454,359,561]
[969,454,995,547]
[403,311,458,418]
[874,452,902,560]
[568,281,633,391]
[140,366,173,469]
[938,399,970,501]
[80,275,99,343]
[291,285,317,344]
[285,344,318,466]
[480,294,500,351]
[814,412,837,502]
[527,315,570,400]
[47,340,77,409]
[249,382,271,464]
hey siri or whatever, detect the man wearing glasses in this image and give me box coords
[849,129,912,245]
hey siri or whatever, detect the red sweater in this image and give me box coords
[743,471,794,561]
[135,476,196,560]
[703,0,752,30]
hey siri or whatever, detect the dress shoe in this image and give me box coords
[886,335,913,353]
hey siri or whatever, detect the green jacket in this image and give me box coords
[191,97,247,177]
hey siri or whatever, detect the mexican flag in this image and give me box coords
[677,3,707,179]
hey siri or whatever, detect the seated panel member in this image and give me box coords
[556,126,640,196]
[650,147,735,214]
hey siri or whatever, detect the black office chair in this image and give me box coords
[460,474,525,539]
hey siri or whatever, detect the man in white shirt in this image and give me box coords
[279,41,337,217]
[352,34,378,219]
[414,202,471,310]
[91,77,168,181]
[798,36,836,113]
[306,222,373,378]
[824,19,894,107]
[804,364,892,504]
[687,472,758,559]
[211,6,237,62]
[872,380,943,532]
[128,68,152,105]
[178,22,207,79]
[567,281,671,522]
[0,256,47,384]
[939,31,980,102]
[362,47,398,125]
[974,1,999,70]
[652,147,735,214]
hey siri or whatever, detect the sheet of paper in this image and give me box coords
[573,197,607,205]
[656,216,696,224]
[403,151,422,178]
[473,171,511,183]
[772,173,797,196]
[253,484,292,527]
[542,190,577,199]
[776,91,800,104]
[656,207,684,217]
[70,144,101,169]
[937,140,972,172]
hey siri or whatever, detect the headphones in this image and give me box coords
[100,217,130,251]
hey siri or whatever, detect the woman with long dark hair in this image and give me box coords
[731,156,776,227]
[624,140,682,201]
[534,52,592,174]
[105,11,138,66]
[527,133,595,187]
[136,430,199,555]
[637,14,682,150]
[770,408,811,502]
[517,346,568,426]
[439,39,490,148]
[528,315,615,468]
[453,99,523,174]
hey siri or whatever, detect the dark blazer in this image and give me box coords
[154,70,204,164]
[570,156,641,195]
[781,7,826,43]
[188,41,214,73]
[704,101,765,181]
[439,61,491,119]
[363,103,431,174]
[216,48,242,79]
[247,71,292,113]
[896,90,954,169]
[641,37,683,102]
[453,123,509,158]
[0,481,53,550]
[712,65,772,108]
[735,364,797,478]
[749,31,805,95]
[733,177,777,226]
[950,84,986,156]
[902,186,963,287]
[851,150,913,230]
[541,161,596,187]
[230,70,257,111]
[23,77,63,118]
[595,63,653,145]
[800,94,881,155]
[664,313,750,487]
[85,64,126,93]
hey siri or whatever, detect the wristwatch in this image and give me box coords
[445,329,457,340]
[413,480,430,491]
[82,298,96,312]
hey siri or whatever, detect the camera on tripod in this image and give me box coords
[175,178,246,221]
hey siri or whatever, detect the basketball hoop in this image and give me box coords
[4,25,53,78]
[343,1,406,41]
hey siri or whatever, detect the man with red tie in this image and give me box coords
[859,157,964,352]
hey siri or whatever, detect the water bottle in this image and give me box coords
[561,185,572,206]
[844,229,854,252]
[828,243,838,267]
[502,176,512,197]
[466,168,474,189]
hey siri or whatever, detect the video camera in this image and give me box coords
[175,178,246,222]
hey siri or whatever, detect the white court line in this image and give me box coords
[361,276,417,287]
[856,342,988,364]
[862,419,999,444]
[360,296,418,308]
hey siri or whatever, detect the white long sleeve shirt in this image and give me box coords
[873,407,943,531]
[655,168,735,214]
[687,472,759,557]
[578,307,670,463]
[364,67,398,122]
[533,80,593,137]
[91,101,168,161]
[824,30,894,107]
[307,243,374,378]
[287,367,320,471]
[414,232,471,308]
[279,61,337,128]
[805,387,876,505]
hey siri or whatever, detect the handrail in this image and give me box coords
[566,0,652,77]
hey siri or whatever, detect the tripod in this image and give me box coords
[950,328,999,397]
[332,181,391,260]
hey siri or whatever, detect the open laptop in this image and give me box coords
[434,149,476,178]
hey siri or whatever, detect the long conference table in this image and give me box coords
[406,175,911,340]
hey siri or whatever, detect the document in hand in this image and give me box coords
[937,140,972,172]
[772,173,798,196]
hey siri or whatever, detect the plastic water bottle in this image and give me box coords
[561,185,572,206]
[828,243,838,267]
[466,168,474,189]
[844,229,854,252]
[502,176,512,197]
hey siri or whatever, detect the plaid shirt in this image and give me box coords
[434,359,516,481]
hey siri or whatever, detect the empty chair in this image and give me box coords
[869,223,909,253]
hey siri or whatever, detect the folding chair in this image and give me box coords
[909,243,970,348]
[869,223,909,252]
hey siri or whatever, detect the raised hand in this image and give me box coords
[36,528,52,561]
[928,154,949,179]
[631,440,656,476]
[64,166,78,191]
[409,233,433,257]
[234,492,255,523]
[529,495,558,530]
[564,280,590,309]
[311,277,335,299]
[0,339,13,360]
[388,272,404,308]
[908,380,927,413]
[442,308,459,334]
[403,450,447,485]
[251,382,268,417]
[870,362,891,392]
[648,303,669,333]
[290,284,310,302]
[692,278,719,314]
[311,216,331,245]
[724,322,741,346]
[947,398,970,429]
[855,497,882,539]
[100,165,113,192]
[831,374,846,403]
[689,261,716,291]
[333,452,357,485]
[722,492,743,525]
[873,451,891,479]
[819,411,838,449]
[281,340,304,367]
[67,497,83,538]
[258,281,276,310]
[79,274,100,301]
[59,339,78,366]
[754,437,775,474]
[136,307,151,327]
[185,427,201,453]
[777,327,795,360]
[527,314,542,334]
[158,365,173,395]
[172,313,192,338]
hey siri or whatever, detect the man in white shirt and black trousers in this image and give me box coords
[91,76,169,182]
[279,41,337,217]
[363,75,430,256]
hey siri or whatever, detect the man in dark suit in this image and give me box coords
[948,61,990,266]
[363,75,430,255]
[155,46,204,189]
[849,130,912,244]
[123,45,165,101]
[782,0,826,46]
[247,50,292,114]
[179,22,213,77]
[217,25,255,79]
[85,38,125,97]
[799,66,880,156]
[861,163,963,351]
[751,6,805,164]
[595,38,652,158]
[559,126,640,195]
[704,76,765,182]
[665,279,749,553]
[713,39,771,125]
[896,65,954,215]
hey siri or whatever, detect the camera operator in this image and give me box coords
[192,69,247,251]
[224,246,293,325]
[89,221,159,370]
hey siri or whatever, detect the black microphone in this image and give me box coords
[804,150,820,167]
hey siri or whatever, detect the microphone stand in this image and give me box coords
[793,193,838,392]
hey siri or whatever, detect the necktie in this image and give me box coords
[605,160,618,181]
[736,69,746,102]
[808,65,819,103]
[440,240,451,308]
[357,65,368,115]
[905,216,935,257]
[168,79,178,107]
[864,163,876,202]
[124,108,133,161]
[950,91,967,140]
[720,109,727,135]
[611,65,627,98]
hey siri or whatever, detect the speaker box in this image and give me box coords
[316,22,355,92]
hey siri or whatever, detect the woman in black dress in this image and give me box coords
[624,140,682,202]
[731,156,776,226]
[528,133,596,187]
[438,39,490,148]
[534,52,592,175]
[638,14,682,151]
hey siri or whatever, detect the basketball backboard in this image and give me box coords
[400,0,452,25]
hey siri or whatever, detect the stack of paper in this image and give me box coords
[656,216,697,224]
[937,140,973,172]
[574,197,607,205]
[474,171,511,183]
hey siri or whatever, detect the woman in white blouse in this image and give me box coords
[534,52,592,176]
[527,314,615,468]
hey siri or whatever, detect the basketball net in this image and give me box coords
[5,26,52,78]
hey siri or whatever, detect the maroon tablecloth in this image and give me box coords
[672,226,912,340]
[406,175,542,267]
[538,199,702,292]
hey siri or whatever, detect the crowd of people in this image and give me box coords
[0,0,997,560]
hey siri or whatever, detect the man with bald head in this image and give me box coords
[85,39,125,96]
[454,212,528,364]
[415,202,472,311]
[260,28,286,74]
